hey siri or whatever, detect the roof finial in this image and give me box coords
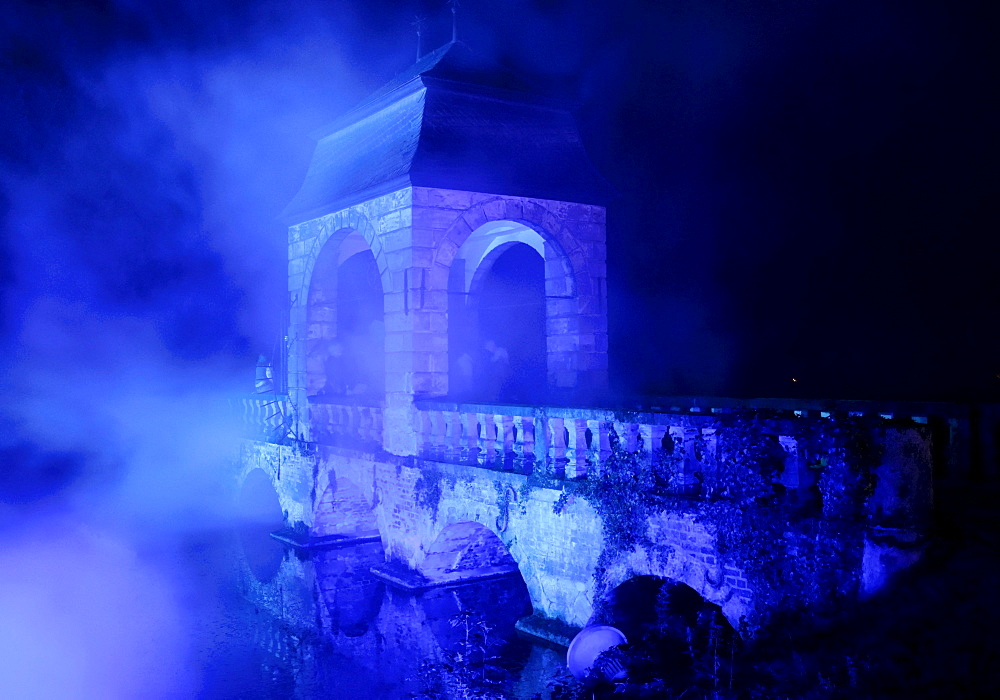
[411,15,426,60]
[448,0,460,43]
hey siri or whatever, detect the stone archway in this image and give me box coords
[450,235,547,403]
[419,520,520,585]
[434,199,605,395]
[305,227,387,398]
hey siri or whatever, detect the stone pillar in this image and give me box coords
[379,189,449,455]
[287,218,321,441]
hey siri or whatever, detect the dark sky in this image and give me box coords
[1,0,997,403]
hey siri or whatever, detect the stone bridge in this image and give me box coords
[232,40,938,646]
[235,393,935,636]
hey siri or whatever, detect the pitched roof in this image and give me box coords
[282,42,612,224]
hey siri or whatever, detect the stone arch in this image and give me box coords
[433,199,589,298]
[299,208,388,306]
[435,199,598,392]
[418,520,520,585]
[312,476,379,539]
[453,239,547,402]
[592,576,731,638]
[603,512,751,630]
[302,211,389,397]
[589,575,739,689]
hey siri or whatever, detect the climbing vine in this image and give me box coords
[542,412,884,629]
[414,462,445,518]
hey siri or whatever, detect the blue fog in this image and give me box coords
[0,0,997,697]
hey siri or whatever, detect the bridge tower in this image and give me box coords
[283,41,613,454]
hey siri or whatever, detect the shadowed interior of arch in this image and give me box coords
[306,230,385,399]
[592,575,739,684]
[449,220,548,403]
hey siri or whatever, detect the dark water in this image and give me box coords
[187,526,564,699]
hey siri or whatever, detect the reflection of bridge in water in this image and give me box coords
[236,519,552,697]
[231,38,950,688]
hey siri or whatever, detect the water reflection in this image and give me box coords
[314,541,385,637]
[230,526,561,698]
[238,522,284,583]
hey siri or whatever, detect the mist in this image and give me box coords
[0,1,412,694]
[1,0,996,696]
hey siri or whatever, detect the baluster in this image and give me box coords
[597,421,613,472]
[501,415,515,470]
[346,405,356,445]
[365,407,377,446]
[518,415,536,472]
[701,427,717,493]
[482,413,498,467]
[419,410,434,458]
[667,426,684,491]
[623,422,639,452]
[683,427,703,496]
[446,411,462,462]
[462,412,479,465]
[649,424,667,454]
[778,435,800,499]
[638,424,653,456]
[563,418,576,476]
[358,407,370,445]
[567,419,588,478]
[550,417,567,478]
[432,410,448,460]
[329,405,340,443]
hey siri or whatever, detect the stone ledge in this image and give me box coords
[369,561,521,593]
[269,529,381,551]
[515,613,581,649]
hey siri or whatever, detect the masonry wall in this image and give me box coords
[287,186,608,454]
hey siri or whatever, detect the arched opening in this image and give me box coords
[306,231,384,399]
[449,221,548,403]
[237,469,285,583]
[591,576,739,692]
[312,477,379,539]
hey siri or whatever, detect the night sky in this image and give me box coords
[1,0,997,404]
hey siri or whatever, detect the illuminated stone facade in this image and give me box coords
[235,42,936,641]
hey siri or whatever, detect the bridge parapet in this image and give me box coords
[233,393,294,440]
[308,397,384,451]
[412,399,934,531]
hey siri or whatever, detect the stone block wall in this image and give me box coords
[287,185,608,453]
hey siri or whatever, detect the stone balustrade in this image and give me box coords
[411,398,936,525]
[411,401,737,484]
[308,396,384,451]
[234,393,293,438]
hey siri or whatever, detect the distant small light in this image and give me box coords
[791,378,798,383]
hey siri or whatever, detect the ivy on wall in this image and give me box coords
[548,414,885,629]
